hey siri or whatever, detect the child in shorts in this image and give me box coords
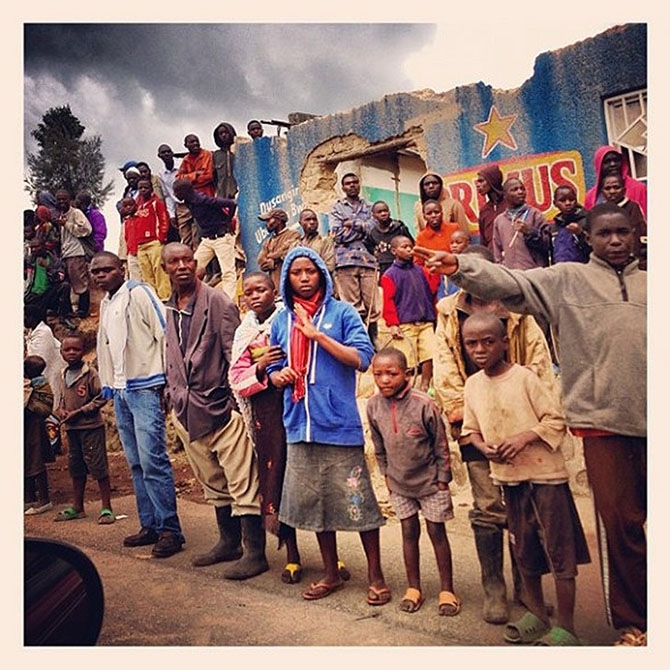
[367,347,459,616]
[380,235,439,392]
[460,312,590,645]
[55,333,114,524]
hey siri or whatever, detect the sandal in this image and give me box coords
[302,580,343,601]
[25,501,54,516]
[614,626,647,646]
[399,587,424,613]
[438,590,462,617]
[366,584,392,606]
[281,562,303,584]
[98,508,116,525]
[54,506,86,522]
[503,611,550,644]
[533,626,582,646]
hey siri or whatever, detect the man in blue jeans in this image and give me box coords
[90,251,184,557]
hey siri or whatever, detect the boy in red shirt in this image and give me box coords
[123,180,171,299]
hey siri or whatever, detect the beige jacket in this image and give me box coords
[433,289,557,434]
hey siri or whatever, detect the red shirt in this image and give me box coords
[176,149,215,197]
[124,195,169,255]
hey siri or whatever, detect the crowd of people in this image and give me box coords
[23,129,647,647]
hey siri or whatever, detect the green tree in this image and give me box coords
[25,105,114,206]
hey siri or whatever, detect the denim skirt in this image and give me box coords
[278,442,385,533]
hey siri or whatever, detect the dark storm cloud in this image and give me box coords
[24,23,433,124]
[23,22,434,246]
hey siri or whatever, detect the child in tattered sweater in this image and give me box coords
[461,312,589,646]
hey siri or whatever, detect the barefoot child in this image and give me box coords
[367,347,460,617]
[460,312,589,645]
[55,333,114,524]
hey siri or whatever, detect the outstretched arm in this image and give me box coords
[413,246,460,275]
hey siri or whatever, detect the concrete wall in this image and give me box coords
[235,22,646,266]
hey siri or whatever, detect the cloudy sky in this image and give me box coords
[21,12,627,245]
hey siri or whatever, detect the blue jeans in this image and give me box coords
[113,387,183,540]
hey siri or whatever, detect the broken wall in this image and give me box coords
[234,22,646,269]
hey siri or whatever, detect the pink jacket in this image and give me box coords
[584,145,647,217]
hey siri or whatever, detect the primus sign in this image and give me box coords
[443,151,586,230]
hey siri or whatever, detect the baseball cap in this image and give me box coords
[258,208,288,222]
[119,160,138,173]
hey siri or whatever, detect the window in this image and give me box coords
[604,90,647,182]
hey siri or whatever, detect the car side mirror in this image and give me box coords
[24,536,105,645]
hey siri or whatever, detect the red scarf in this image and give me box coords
[289,288,324,402]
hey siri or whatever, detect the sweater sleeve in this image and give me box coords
[154,198,170,244]
[367,402,388,477]
[380,273,400,326]
[229,344,269,398]
[525,371,566,451]
[424,400,452,483]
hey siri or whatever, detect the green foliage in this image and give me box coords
[25,105,114,207]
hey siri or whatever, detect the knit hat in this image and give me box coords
[477,164,504,195]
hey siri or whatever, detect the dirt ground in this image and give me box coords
[46,429,205,508]
[41,286,394,514]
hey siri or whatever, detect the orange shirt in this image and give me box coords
[176,149,215,197]
[414,223,460,265]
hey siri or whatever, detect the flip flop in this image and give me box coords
[399,587,424,613]
[533,626,582,646]
[302,580,343,601]
[504,611,550,644]
[54,506,86,522]
[438,590,462,616]
[97,508,116,525]
[25,501,54,516]
[366,584,392,606]
[281,562,303,584]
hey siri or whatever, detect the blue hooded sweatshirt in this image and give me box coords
[268,246,374,446]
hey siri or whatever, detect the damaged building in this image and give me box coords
[233,22,646,268]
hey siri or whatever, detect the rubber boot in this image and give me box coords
[223,514,270,580]
[77,290,90,318]
[367,321,379,351]
[473,524,509,624]
[191,505,243,567]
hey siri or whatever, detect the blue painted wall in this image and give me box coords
[235,23,646,270]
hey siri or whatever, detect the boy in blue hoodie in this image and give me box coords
[268,246,391,607]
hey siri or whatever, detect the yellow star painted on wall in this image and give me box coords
[474,106,518,158]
